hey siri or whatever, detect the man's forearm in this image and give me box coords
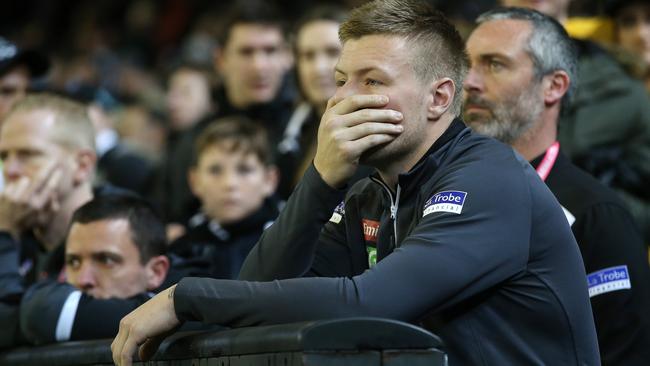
[238,165,345,281]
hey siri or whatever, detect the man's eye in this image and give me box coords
[335,79,346,87]
[97,254,118,266]
[365,79,382,86]
[489,60,504,72]
[66,258,81,269]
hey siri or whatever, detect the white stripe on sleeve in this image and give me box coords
[54,290,82,341]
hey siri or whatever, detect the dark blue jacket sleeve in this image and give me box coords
[0,232,25,348]
[175,158,532,327]
[238,165,347,280]
[20,281,150,345]
[574,203,650,365]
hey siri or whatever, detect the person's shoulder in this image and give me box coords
[445,131,523,175]
[169,223,217,254]
[549,155,626,212]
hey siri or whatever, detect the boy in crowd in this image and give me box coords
[166,117,279,281]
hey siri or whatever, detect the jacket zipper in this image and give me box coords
[371,177,402,244]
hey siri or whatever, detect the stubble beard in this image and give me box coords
[464,88,543,145]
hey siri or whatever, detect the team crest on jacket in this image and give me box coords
[423,190,467,216]
[329,201,345,224]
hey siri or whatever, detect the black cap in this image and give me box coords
[0,37,50,78]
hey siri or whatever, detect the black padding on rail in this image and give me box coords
[0,317,445,366]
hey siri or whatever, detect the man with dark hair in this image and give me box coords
[112,1,598,365]
[18,193,169,344]
[464,7,650,364]
[159,0,297,227]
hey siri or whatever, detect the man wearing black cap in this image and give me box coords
[0,37,49,122]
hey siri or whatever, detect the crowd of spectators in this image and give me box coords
[0,0,649,365]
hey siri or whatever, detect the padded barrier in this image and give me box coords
[0,317,447,366]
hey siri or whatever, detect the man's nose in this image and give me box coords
[2,154,24,182]
[250,51,270,72]
[314,55,333,76]
[75,263,97,292]
[332,80,357,100]
[463,68,484,94]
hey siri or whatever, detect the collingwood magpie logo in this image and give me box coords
[423,190,468,216]
[329,201,345,224]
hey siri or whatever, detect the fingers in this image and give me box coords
[352,133,400,154]
[334,121,403,143]
[139,336,164,362]
[328,94,389,117]
[28,159,59,196]
[112,317,142,366]
[2,162,61,211]
[340,108,403,128]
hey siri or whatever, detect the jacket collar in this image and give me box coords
[396,118,468,197]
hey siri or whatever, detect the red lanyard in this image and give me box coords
[535,142,560,182]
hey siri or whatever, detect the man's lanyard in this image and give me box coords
[535,142,560,182]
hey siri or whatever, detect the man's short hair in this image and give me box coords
[192,116,273,167]
[477,7,578,112]
[70,194,167,264]
[339,0,469,116]
[217,0,286,47]
[6,93,95,150]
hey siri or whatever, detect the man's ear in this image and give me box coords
[145,255,170,291]
[262,165,279,197]
[543,70,570,106]
[427,77,455,120]
[73,149,97,185]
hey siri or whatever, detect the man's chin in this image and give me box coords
[359,142,391,167]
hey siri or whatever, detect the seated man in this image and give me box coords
[463,7,650,364]
[112,1,599,365]
[19,193,169,344]
[166,117,279,281]
[0,93,97,348]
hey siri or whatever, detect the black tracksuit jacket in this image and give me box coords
[174,119,600,365]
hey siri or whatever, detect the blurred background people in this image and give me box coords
[156,62,215,233]
[157,0,298,235]
[0,94,97,348]
[165,117,279,283]
[66,86,157,196]
[609,0,650,91]
[0,37,49,122]
[276,6,347,198]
